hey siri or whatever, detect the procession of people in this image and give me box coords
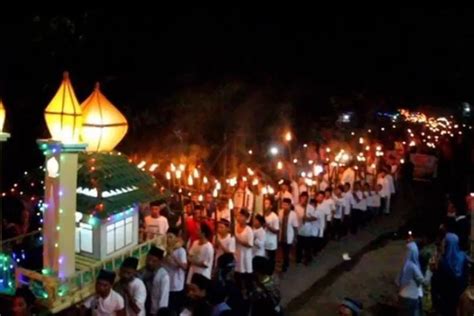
[77,162,398,316]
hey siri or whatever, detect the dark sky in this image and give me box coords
[1,7,474,183]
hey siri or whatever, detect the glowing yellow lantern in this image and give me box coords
[81,83,128,152]
[0,99,6,132]
[44,72,83,143]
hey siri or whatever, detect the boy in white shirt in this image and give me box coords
[144,200,169,240]
[350,181,366,234]
[253,214,267,258]
[214,198,231,222]
[141,246,170,315]
[164,228,188,314]
[215,219,236,265]
[264,197,280,274]
[332,186,345,240]
[114,257,147,316]
[322,188,336,241]
[83,269,125,316]
[377,170,391,214]
[367,183,382,219]
[295,192,317,264]
[342,183,352,236]
[362,183,371,225]
[187,224,214,282]
[278,198,299,272]
[313,192,327,255]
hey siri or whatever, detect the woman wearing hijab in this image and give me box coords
[397,241,424,316]
[432,233,469,316]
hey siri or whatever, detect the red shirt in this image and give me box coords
[185,218,215,246]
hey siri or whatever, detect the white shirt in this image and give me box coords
[187,241,214,283]
[144,216,169,238]
[386,174,396,194]
[332,195,345,219]
[253,227,266,257]
[298,184,308,195]
[350,191,367,211]
[322,198,336,221]
[367,191,381,208]
[264,212,280,251]
[213,208,231,222]
[341,167,355,187]
[278,210,299,244]
[295,203,317,237]
[315,204,327,238]
[141,267,170,314]
[164,247,187,292]
[215,234,236,262]
[277,191,294,204]
[377,176,391,198]
[125,278,147,316]
[342,192,352,215]
[233,188,254,212]
[291,181,300,205]
[84,289,125,316]
[319,180,329,192]
[234,225,254,273]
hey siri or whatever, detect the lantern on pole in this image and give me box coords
[0,99,6,133]
[81,83,128,152]
[44,72,83,143]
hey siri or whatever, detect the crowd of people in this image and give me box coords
[397,194,473,316]
[73,163,398,316]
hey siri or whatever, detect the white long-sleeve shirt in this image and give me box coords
[126,278,147,316]
[253,227,266,257]
[141,267,170,315]
[233,188,254,217]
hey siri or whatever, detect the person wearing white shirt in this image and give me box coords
[377,170,391,214]
[276,180,294,206]
[164,229,188,314]
[298,176,308,196]
[341,165,356,188]
[215,219,236,265]
[366,184,382,219]
[314,192,328,254]
[332,186,346,240]
[295,192,318,264]
[278,198,299,272]
[234,209,254,294]
[187,223,214,283]
[144,201,169,240]
[252,214,267,257]
[83,269,125,316]
[322,188,336,241]
[233,179,255,220]
[263,197,280,274]
[291,180,300,206]
[349,182,366,234]
[361,183,371,226]
[386,171,396,213]
[140,246,170,315]
[213,199,231,223]
[342,183,353,236]
[114,257,147,316]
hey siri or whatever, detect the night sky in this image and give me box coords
[1,8,473,183]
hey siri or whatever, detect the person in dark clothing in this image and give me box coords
[431,233,469,316]
[249,257,282,316]
[216,253,245,316]
[443,197,469,251]
[183,273,212,316]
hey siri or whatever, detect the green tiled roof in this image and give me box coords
[76,152,168,218]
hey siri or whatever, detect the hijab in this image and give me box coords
[399,241,422,288]
[441,233,467,279]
